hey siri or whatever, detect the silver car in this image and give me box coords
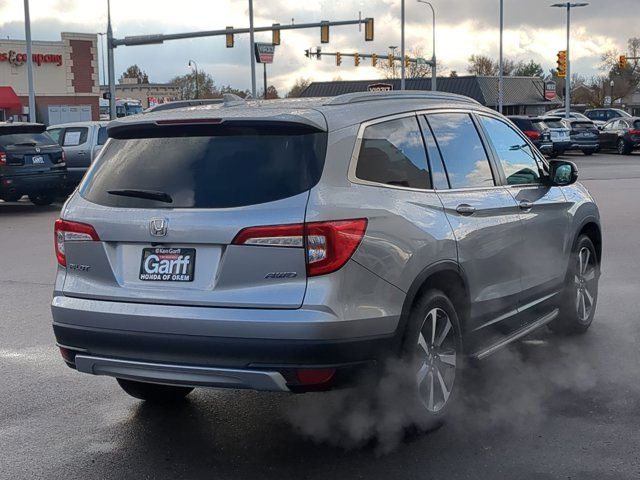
[51,91,601,425]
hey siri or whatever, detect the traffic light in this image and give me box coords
[388,53,394,67]
[405,55,410,68]
[354,52,360,67]
[619,54,627,70]
[364,18,374,41]
[226,26,234,48]
[272,23,280,45]
[336,52,342,66]
[320,21,329,44]
[556,50,567,78]
[371,53,378,67]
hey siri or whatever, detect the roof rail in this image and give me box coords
[324,90,480,106]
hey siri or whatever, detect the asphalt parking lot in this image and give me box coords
[2,151,640,479]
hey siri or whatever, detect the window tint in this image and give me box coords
[0,132,57,147]
[47,128,63,145]
[81,129,327,209]
[97,127,108,145]
[355,116,431,189]
[427,113,494,189]
[543,119,565,129]
[420,117,449,189]
[479,116,542,185]
[63,127,88,146]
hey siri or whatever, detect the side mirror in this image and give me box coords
[549,160,578,186]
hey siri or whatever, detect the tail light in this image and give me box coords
[629,129,640,135]
[0,152,6,166]
[59,150,66,164]
[233,218,367,277]
[54,219,100,267]
[523,130,541,141]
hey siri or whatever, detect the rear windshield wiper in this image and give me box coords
[12,142,38,147]
[107,189,173,203]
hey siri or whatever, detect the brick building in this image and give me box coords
[0,32,100,125]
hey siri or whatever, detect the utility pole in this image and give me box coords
[400,0,406,90]
[107,0,116,120]
[498,0,503,114]
[23,0,36,122]
[249,0,257,97]
[417,1,437,91]
[263,63,267,99]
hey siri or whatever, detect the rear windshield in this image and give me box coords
[572,121,597,130]
[543,120,565,129]
[634,120,640,130]
[0,132,57,147]
[510,118,533,130]
[80,129,327,209]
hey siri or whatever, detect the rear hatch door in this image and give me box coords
[61,115,327,309]
[0,125,64,173]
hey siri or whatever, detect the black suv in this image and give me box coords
[0,123,67,205]
[507,116,553,155]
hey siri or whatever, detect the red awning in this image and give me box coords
[0,86,22,110]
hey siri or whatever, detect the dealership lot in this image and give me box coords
[2,152,640,479]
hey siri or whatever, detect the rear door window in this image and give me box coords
[62,127,88,146]
[81,125,327,209]
[426,113,494,189]
[97,127,108,145]
[355,116,431,189]
[478,115,542,185]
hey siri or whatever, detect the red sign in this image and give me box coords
[368,83,393,92]
[254,43,275,64]
[0,50,63,67]
[544,81,557,101]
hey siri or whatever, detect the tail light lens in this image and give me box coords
[54,219,100,267]
[60,150,66,164]
[233,218,367,277]
[523,130,541,141]
[0,152,6,165]
[629,129,640,135]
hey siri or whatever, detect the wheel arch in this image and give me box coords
[577,219,602,265]
[395,260,471,352]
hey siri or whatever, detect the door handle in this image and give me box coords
[455,204,476,216]
[519,200,534,210]
[77,151,87,155]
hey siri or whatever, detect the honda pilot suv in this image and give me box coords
[52,92,601,425]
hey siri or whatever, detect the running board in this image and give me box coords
[471,308,559,361]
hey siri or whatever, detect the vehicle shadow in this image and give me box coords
[0,201,63,215]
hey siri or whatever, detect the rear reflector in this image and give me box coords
[296,368,336,385]
[54,218,100,267]
[232,219,367,277]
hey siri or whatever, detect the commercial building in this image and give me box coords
[301,76,561,115]
[0,32,100,124]
[100,79,180,109]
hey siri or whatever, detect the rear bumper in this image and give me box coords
[52,295,400,391]
[552,141,571,153]
[0,171,67,194]
[568,139,599,150]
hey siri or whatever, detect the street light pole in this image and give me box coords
[23,0,36,122]
[188,59,199,99]
[248,0,257,97]
[400,0,405,90]
[417,0,436,91]
[551,2,588,120]
[107,0,116,120]
[498,0,503,114]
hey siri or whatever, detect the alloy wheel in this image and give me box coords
[574,246,597,323]
[415,308,457,413]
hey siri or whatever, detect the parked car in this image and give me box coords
[560,118,600,155]
[545,109,591,121]
[47,121,109,187]
[52,91,601,429]
[0,122,67,205]
[540,117,572,157]
[584,108,631,129]
[598,117,640,154]
[507,115,553,155]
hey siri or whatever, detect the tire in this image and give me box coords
[1,192,22,202]
[581,149,595,156]
[399,289,463,431]
[28,192,55,206]
[617,138,631,155]
[116,378,194,403]
[549,235,599,334]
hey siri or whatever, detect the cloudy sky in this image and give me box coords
[0,0,635,95]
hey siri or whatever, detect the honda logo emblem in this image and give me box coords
[35,147,41,153]
[149,218,168,237]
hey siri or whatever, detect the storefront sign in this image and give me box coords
[0,50,63,67]
[254,43,275,64]
[368,83,393,92]
[544,81,557,101]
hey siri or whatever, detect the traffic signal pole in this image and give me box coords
[565,3,571,120]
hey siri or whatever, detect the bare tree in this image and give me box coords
[120,64,149,84]
[376,47,442,79]
[259,85,279,99]
[467,54,498,76]
[286,78,311,98]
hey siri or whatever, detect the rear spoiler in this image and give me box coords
[107,118,326,139]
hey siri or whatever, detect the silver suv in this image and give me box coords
[52,91,601,424]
